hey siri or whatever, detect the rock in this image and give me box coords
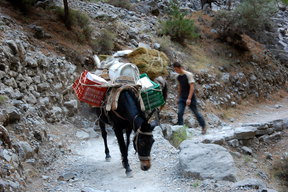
[138,42,151,49]
[5,40,18,55]
[232,178,267,190]
[259,135,269,143]
[17,141,34,160]
[25,56,38,68]
[185,116,197,128]
[283,118,288,129]
[179,141,237,182]
[258,170,269,180]
[58,172,77,181]
[241,146,253,155]
[234,126,257,140]
[0,149,12,161]
[76,130,90,140]
[153,43,161,49]
[3,78,17,88]
[206,113,223,127]
[39,97,50,105]
[81,187,106,192]
[227,139,239,148]
[0,71,5,79]
[7,110,21,125]
[64,100,78,110]
[0,125,12,148]
[37,82,50,92]
[202,135,225,145]
[230,151,241,158]
[262,188,278,192]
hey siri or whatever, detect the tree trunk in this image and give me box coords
[63,0,71,29]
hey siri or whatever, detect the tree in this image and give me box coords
[159,1,199,44]
[63,0,71,29]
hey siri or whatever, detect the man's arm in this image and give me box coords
[186,83,194,106]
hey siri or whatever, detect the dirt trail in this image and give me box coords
[27,96,288,192]
[231,97,288,126]
[27,125,185,192]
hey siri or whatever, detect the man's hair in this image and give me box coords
[172,62,182,68]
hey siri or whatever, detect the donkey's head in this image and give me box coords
[133,121,157,171]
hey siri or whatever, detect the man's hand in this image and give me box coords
[186,99,191,106]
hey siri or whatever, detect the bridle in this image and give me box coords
[134,128,153,161]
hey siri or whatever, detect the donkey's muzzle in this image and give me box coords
[140,160,151,171]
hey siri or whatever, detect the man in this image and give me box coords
[172,62,207,134]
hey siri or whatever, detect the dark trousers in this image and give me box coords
[177,94,206,128]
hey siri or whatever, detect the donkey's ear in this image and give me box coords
[150,120,159,130]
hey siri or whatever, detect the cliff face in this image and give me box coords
[0,0,287,191]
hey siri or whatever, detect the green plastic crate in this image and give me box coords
[140,73,165,111]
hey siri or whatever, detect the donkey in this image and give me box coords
[201,0,221,9]
[95,78,167,177]
[201,0,232,10]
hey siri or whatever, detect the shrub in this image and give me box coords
[91,29,116,54]
[106,0,131,10]
[0,95,7,105]
[170,125,188,148]
[236,0,277,32]
[159,1,199,44]
[272,155,288,188]
[55,7,92,41]
[55,7,90,28]
[213,0,277,40]
[9,0,36,14]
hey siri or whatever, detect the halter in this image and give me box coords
[134,128,153,161]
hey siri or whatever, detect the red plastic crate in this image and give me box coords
[72,70,108,107]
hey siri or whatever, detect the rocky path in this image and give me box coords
[231,97,288,125]
[27,96,288,192]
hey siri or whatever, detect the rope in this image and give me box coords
[145,50,165,75]
[141,87,162,111]
[133,127,153,160]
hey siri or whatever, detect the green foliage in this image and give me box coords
[55,7,92,41]
[106,0,131,10]
[281,0,288,4]
[170,125,188,148]
[55,7,90,28]
[91,29,116,54]
[272,155,288,188]
[0,95,7,105]
[213,0,277,39]
[192,181,200,188]
[244,155,252,164]
[9,0,36,14]
[235,0,277,32]
[159,1,199,44]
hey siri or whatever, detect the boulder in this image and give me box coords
[234,126,257,140]
[178,141,237,181]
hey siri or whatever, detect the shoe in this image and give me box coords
[201,127,207,135]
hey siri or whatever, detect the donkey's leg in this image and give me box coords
[114,128,132,177]
[126,128,132,153]
[99,121,111,161]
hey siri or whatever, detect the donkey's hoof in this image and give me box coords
[105,155,111,162]
[126,170,133,178]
